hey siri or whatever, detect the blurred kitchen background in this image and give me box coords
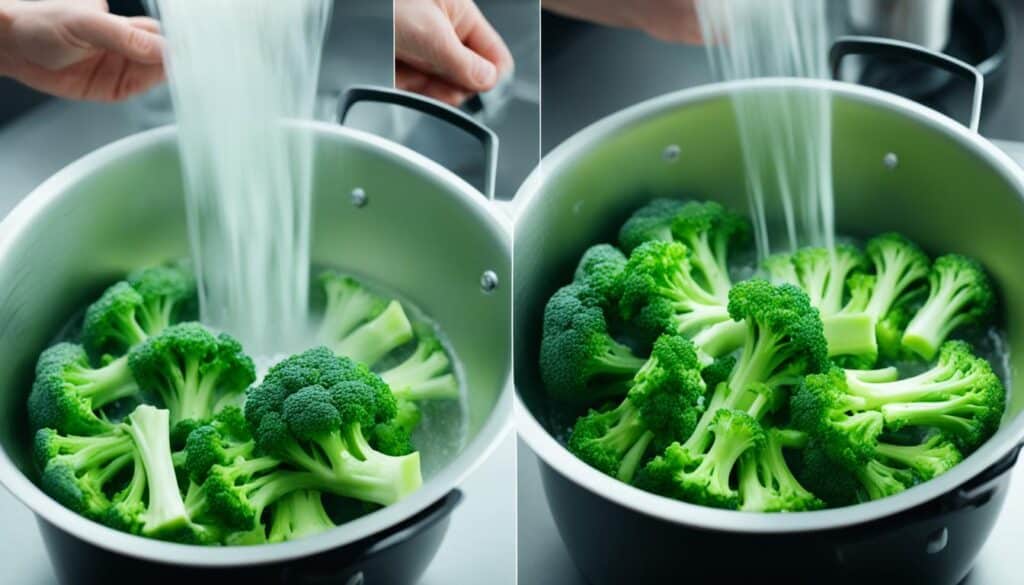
[524,1,1024,584]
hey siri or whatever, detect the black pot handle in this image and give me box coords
[829,35,984,132]
[283,490,464,585]
[338,85,499,199]
[949,442,1023,508]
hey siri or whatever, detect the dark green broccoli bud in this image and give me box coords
[267,490,335,543]
[620,241,731,338]
[726,280,829,395]
[183,409,255,484]
[669,201,750,300]
[34,426,135,519]
[639,409,765,509]
[128,322,255,431]
[737,428,824,512]
[540,283,646,403]
[618,198,685,253]
[700,356,735,391]
[796,438,862,507]
[245,348,421,506]
[333,300,415,368]
[28,343,140,435]
[380,330,459,402]
[903,254,995,360]
[317,271,388,344]
[568,334,706,482]
[126,264,197,336]
[573,244,628,308]
[81,282,150,359]
[791,369,884,466]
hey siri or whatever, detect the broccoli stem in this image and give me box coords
[845,369,980,409]
[881,396,988,435]
[855,459,909,501]
[72,355,139,409]
[594,342,648,375]
[617,430,654,482]
[688,233,732,301]
[692,320,746,365]
[390,374,460,402]
[319,282,385,342]
[334,301,413,367]
[688,425,751,499]
[380,347,450,390]
[126,405,190,536]
[822,314,878,358]
[672,303,732,337]
[903,280,979,360]
[729,326,784,395]
[138,299,174,337]
[847,367,900,383]
[116,313,149,349]
[268,490,335,543]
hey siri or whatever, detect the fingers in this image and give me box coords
[430,24,499,92]
[458,3,514,79]
[65,12,164,64]
[396,61,471,106]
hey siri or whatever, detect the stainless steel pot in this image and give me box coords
[514,76,1024,584]
[0,93,511,584]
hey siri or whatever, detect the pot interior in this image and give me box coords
[515,83,1024,463]
[0,124,510,499]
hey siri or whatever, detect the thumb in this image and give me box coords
[65,12,164,64]
[428,29,498,92]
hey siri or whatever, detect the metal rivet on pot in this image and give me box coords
[883,152,899,170]
[480,270,499,293]
[345,573,365,585]
[663,144,681,162]
[350,188,368,207]
[926,527,948,554]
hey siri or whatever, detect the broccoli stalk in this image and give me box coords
[317,272,388,344]
[128,322,255,429]
[34,427,136,519]
[380,333,459,402]
[903,254,995,360]
[123,405,191,536]
[198,456,319,532]
[737,429,823,512]
[568,334,706,483]
[333,300,414,368]
[873,433,962,480]
[862,233,930,325]
[29,343,140,435]
[267,490,335,543]
[541,283,646,403]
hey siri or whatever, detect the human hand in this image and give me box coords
[0,0,165,102]
[395,0,514,106]
[544,0,703,45]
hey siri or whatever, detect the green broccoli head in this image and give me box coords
[540,283,645,403]
[34,426,135,519]
[128,322,256,432]
[618,198,685,253]
[183,407,255,483]
[726,280,829,394]
[902,254,996,360]
[317,271,388,344]
[573,244,628,307]
[245,347,421,506]
[790,368,882,467]
[669,201,750,300]
[81,282,149,359]
[619,240,730,337]
[126,264,197,335]
[28,343,139,435]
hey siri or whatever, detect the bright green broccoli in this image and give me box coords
[245,347,422,507]
[669,201,750,301]
[332,300,414,368]
[540,283,646,403]
[126,264,197,336]
[317,271,388,345]
[81,282,151,359]
[573,244,628,308]
[267,490,335,543]
[380,330,459,402]
[902,254,996,360]
[182,406,254,483]
[28,343,140,435]
[737,428,824,512]
[568,334,706,482]
[639,409,764,509]
[618,198,685,253]
[862,233,930,326]
[873,432,962,480]
[128,322,255,433]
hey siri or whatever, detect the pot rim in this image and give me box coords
[513,77,1024,533]
[0,121,513,565]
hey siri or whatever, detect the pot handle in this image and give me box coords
[829,35,984,132]
[948,442,1023,508]
[339,85,500,199]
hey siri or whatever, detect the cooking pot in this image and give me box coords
[514,40,1024,585]
[0,87,511,584]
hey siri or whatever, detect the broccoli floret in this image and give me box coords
[568,334,705,482]
[128,322,255,432]
[28,343,140,435]
[126,264,196,336]
[620,241,731,338]
[618,198,685,253]
[195,455,316,532]
[762,254,799,286]
[796,437,916,506]
[81,282,150,359]
[34,426,135,520]
[726,280,829,395]
[877,296,920,361]
[791,246,868,316]
[700,356,736,391]
[639,409,764,509]
[245,348,422,506]
[737,428,824,512]
[182,407,254,483]
[902,254,995,360]
[873,433,963,480]
[380,331,459,402]
[267,490,335,543]
[120,405,193,537]
[863,233,930,324]
[333,300,414,368]
[317,272,388,345]
[791,369,885,465]
[669,201,750,301]
[574,244,628,308]
[540,283,646,403]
